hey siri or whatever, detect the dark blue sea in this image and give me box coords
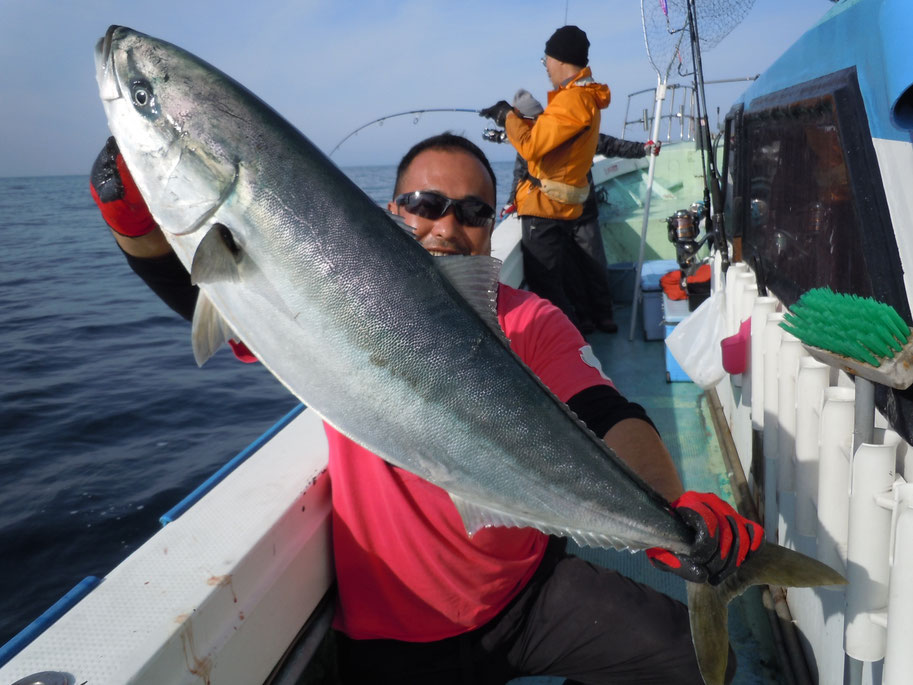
[0,163,516,648]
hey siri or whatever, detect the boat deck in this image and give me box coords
[512,301,781,685]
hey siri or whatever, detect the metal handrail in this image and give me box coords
[622,76,758,142]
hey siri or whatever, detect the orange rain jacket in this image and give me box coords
[505,67,611,220]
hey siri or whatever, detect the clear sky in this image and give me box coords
[0,0,831,177]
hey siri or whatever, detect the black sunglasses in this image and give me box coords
[394,190,495,228]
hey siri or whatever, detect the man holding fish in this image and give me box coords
[90,129,757,684]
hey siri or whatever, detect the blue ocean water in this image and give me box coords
[0,162,515,647]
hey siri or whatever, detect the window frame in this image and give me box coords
[729,67,908,319]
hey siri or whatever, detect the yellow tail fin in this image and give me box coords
[687,542,846,684]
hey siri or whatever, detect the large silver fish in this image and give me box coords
[94,26,844,684]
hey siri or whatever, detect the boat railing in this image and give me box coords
[622,77,758,143]
[0,406,334,684]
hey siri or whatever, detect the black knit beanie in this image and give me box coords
[544,25,589,67]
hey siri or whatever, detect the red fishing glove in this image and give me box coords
[89,136,157,237]
[644,140,662,156]
[646,491,763,585]
[228,339,258,363]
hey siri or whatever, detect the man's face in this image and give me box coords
[543,54,560,89]
[388,148,495,257]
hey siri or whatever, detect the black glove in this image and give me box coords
[479,100,513,128]
[89,137,156,237]
[646,491,764,585]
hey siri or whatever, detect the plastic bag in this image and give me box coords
[664,290,726,389]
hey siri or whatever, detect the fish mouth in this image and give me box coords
[95,25,123,101]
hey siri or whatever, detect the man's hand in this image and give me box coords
[646,491,763,585]
[512,89,543,119]
[645,140,662,156]
[89,136,156,237]
[479,101,514,128]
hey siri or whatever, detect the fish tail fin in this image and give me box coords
[687,542,846,685]
[687,582,730,685]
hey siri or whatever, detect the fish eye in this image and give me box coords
[130,80,153,108]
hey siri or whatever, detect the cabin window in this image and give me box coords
[745,96,866,302]
[732,68,906,313]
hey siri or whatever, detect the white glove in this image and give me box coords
[512,89,544,119]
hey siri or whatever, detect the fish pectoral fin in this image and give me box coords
[191,290,234,366]
[687,542,847,685]
[450,493,535,536]
[448,493,632,551]
[434,256,504,338]
[190,223,244,285]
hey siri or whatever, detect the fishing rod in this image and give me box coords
[329,108,480,157]
[685,0,730,271]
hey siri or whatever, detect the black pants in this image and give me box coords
[563,217,615,324]
[521,217,614,328]
[335,539,735,685]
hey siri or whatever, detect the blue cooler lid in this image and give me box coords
[640,259,679,291]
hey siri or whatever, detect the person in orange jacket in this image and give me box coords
[500,128,661,335]
[481,25,611,332]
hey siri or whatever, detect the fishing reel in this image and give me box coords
[666,202,709,278]
[481,128,508,143]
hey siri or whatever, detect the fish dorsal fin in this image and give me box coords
[386,210,416,238]
[433,255,503,336]
[191,223,244,285]
[191,290,234,366]
[448,492,634,551]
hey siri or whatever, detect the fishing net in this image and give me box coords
[628,0,755,339]
[641,0,757,80]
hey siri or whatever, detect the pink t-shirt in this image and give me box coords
[327,284,613,641]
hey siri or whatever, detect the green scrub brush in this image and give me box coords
[779,287,913,390]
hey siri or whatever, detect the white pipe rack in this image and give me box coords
[795,357,830,537]
[844,443,895,662]
[713,277,913,684]
[817,387,856,574]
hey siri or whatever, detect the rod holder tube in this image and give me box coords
[737,272,757,324]
[731,272,757,389]
[777,333,807,494]
[795,357,831,537]
[711,250,724,295]
[763,312,785,542]
[817,387,856,573]
[779,490,797,551]
[844,443,895,662]
[880,429,907,474]
[750,297,779,431]
[884,498,913,684]
[724,263,748,337]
